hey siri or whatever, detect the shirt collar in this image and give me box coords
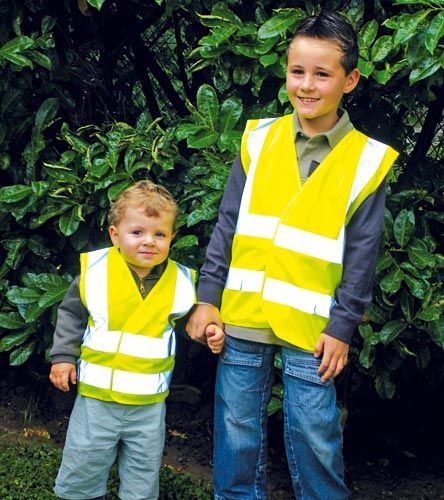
[293,109,354,149]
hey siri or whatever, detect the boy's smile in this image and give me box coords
[109,205,175,278]
[286,36,359,136]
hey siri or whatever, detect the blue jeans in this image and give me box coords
[213,335,348,500]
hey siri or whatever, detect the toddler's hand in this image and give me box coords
[205,324,225,354]
[49,363,77,392]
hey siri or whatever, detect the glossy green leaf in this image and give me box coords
[0,185,33,203]
[359,340,375,369]
[425,11,444,55]
[3,238,27,268]
[407,242,435,269]
[232,44,257,58]
[173,235,198,250]
[375,372,396,399]
[219,97,243,133]
[28,50,52,70]
[358,59,375,78]
[379,268,403,294]
[0,330,32,352]
[404,274,429,299]
[87,0,106,10]
[233,65,251,85]
[22,273,69,291]
[35,98,59,132]
[41,15,56,34]
[0,35,34,54]
[6,287,41,305]
[59,207,81,236]
[267,396,283,416]
[429,319,444,348]
[360,19,379,47]
[0,312,26,330]
[10,341,36,366]
[259,52,278,67]
[254,35,279,55]
[187,129,219,149]
[393,10,431,47]
[379,320,408,345]
[196,84,219,130]
[400,290,414,322]
[370,35,393,62]
[38,287,69,309]
[366,303,389,324]
[416,307,440,322]
[375,252,395,274]
[409,57,441,84]
[176,124,205,141]
[257,9,302,39]
[393,209,415,247]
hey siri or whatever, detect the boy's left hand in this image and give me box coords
[205,323,225,354]
[314,333,349,383]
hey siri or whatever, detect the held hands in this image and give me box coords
[205,323,225,354]
[49,363,77,392]
[186,303,223,345]
[314,333,349,383]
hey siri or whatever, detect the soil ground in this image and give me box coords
[1,361,444,499]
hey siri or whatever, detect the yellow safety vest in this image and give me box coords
[77,247,196,405]
[220,114,398,351]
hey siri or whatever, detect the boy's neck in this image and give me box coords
[298,112,340,137]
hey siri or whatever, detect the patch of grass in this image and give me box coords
[0,432,212,499]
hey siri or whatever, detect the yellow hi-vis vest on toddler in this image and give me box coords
[77,247,196,405]
[220,114,398,351]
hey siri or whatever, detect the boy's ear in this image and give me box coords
[109,225,119,247]
[343,68,360,94]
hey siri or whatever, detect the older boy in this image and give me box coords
[187,10,398,499]
[50,181,223,500]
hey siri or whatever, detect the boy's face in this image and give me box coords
[286,36,359,135]
[109,205,175,278]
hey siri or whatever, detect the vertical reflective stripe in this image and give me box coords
[273,225,345,264]
[262,278,334,318]
[226,268,264,292]
[347,138,388,210]
[112,369,171,395]
[236,118,279,238]
[173,264,195,314]
[84,248,109,329]
[78,360,112,389]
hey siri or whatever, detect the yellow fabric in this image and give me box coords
[78,247,194,404]
[221,115,398,351]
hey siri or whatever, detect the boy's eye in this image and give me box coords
[156,232,166,238]
[132,230,142,236]
[317,72,329,77]
[291,69,304,75]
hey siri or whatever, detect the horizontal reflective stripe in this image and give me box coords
[225,268,264,292]
[262,278,334,318]
[236,213,279,239]
[82,326,176,359]
[78,360,111,389]
[78,360,172,395]
[273,225,345,264]
[112,368,172,395]
[348,138,388,210]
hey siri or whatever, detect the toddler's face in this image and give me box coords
[109,205,175,278]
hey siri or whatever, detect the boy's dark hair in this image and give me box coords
[289,10,359,74]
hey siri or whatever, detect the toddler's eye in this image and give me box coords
[156,232,166,238]
[132,230,142,236]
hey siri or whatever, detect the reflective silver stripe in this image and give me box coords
[78,360,172,395]
[112,368,172,395]
[262,278,334,318]
[78,360,111,389]
[236,118,279,239]
[173,264,195,314]
[347,138,388,210]
[84,248,109,329]
[273,225,345,264]
[82,326,175,359]
[225,268,264,292]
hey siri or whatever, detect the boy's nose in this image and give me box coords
[143,234,155,245]
[301,74,315,91]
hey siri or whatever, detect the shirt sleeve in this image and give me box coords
[50,276,88,365]
[197,153,246,307]
[324,182,386,344]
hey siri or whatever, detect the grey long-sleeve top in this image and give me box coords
[197,114,386,346]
